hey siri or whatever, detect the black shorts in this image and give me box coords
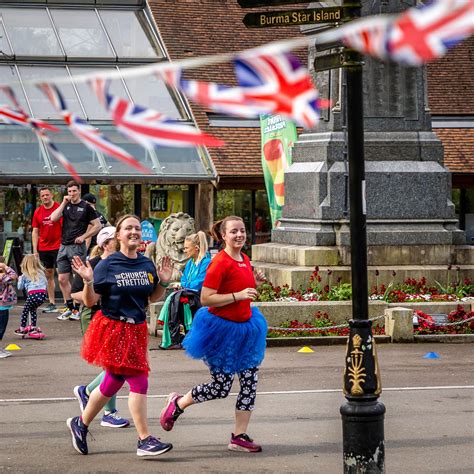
[38,250,59,270]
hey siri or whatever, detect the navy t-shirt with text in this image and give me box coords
[93,252,158,324]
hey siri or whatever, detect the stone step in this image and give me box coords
[252,261,474,290]
[252,243,474,266]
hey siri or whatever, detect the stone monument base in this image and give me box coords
[252,243,474,290]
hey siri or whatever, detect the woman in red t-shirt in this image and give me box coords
[159,216,267,453]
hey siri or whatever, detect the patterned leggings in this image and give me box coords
[191,367,259,411]
[20,292,47,328]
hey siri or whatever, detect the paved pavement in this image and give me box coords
[0,305,473,473]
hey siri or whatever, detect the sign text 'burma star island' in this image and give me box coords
[243,7,343,28]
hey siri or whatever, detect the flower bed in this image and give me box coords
[267,311,385,338]
[414,305,474,335]
[257,266,473,304]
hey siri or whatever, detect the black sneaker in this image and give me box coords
[66,416,88,455]
[137,435,173,457]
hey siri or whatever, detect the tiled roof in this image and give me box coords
[427,37,474,116]
[436,128,474,174]
[149,0,308,178]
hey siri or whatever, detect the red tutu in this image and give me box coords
[81,311,149,376]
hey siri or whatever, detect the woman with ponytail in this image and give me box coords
[159,216,267,453]
[158,230,211,350]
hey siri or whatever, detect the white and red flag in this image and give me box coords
[38,83,150,174]
[341,0,474,65]
[91,79,223,149]
[0,85,82,182]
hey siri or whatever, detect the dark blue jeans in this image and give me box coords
[0,309,9,340]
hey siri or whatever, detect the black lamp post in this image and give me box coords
[340,1,385,472]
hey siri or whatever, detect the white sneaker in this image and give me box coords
[0,349,12,358]
[69,310,80,321]
[57,309,72,320]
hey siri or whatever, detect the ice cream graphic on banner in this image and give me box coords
[260,114,297,227]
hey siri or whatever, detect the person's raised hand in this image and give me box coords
[157,255,173,284]
[72,256,93,282]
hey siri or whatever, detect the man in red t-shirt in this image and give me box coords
[32,187,62,313]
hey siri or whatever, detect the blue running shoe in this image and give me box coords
[73,385,89,412]
[66,416,88,455]
[101,409,130,428]
[137,436,172,457]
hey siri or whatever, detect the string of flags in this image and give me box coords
[0,0,471,180]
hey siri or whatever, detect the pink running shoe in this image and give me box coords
[228,433,262,453]
[26,327,45,340]
[14,326,29,337]
[160,392,183,431]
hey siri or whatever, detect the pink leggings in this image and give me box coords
[99,370,148,397]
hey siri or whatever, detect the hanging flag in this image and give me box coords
[0,86,82,181]
[234,52,322,128]
[181,79,269,118]
[341,16,392,60]
[260,114,297,227]
[342,0,474,65]
[91,79,224,149]
[38,83,150,174]
[387,0,474,65]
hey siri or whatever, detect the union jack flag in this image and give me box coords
[180,79,269,118]
[38,83,150,174]
[0,86,82,182]
[342,0,474,65]
[234,52,322,128]
[388,0,474,65]
[91,79,223,149]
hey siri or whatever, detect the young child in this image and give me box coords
[15,254,48,339]
[0,256,18,358]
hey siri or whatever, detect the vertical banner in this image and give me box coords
[260,114,297,227]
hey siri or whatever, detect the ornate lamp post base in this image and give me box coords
[341,398,386,473]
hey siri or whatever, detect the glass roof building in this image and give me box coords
[0,1,216,183]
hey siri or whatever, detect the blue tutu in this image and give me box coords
[183,306,267,374]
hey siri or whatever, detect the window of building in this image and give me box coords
[0,4,214,180]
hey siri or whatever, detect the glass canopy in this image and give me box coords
[0,5,215,180]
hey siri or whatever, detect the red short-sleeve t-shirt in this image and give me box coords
[31,203,62,251]
[203,250,255,322]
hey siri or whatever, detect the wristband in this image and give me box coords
[159,280,170,288]
[232,292,236,302]
[83,279,94,286]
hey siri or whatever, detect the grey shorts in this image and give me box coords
[56,243,87,274]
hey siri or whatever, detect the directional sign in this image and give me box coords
[243,6,344,28]
[313,49,361,72]
[238,0,314,7]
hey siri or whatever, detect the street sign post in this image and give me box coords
[243,6,344,28]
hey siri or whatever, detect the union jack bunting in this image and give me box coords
[342,0,474,65]
[91,79,224,149]
[234,52,322,128]
[38,83,150,174]
[0,86,82,181]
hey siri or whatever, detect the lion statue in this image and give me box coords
[146,212,195,282]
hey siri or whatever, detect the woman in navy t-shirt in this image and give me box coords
[66,214,174,458]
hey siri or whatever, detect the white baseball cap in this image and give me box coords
[97,226,116,248]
